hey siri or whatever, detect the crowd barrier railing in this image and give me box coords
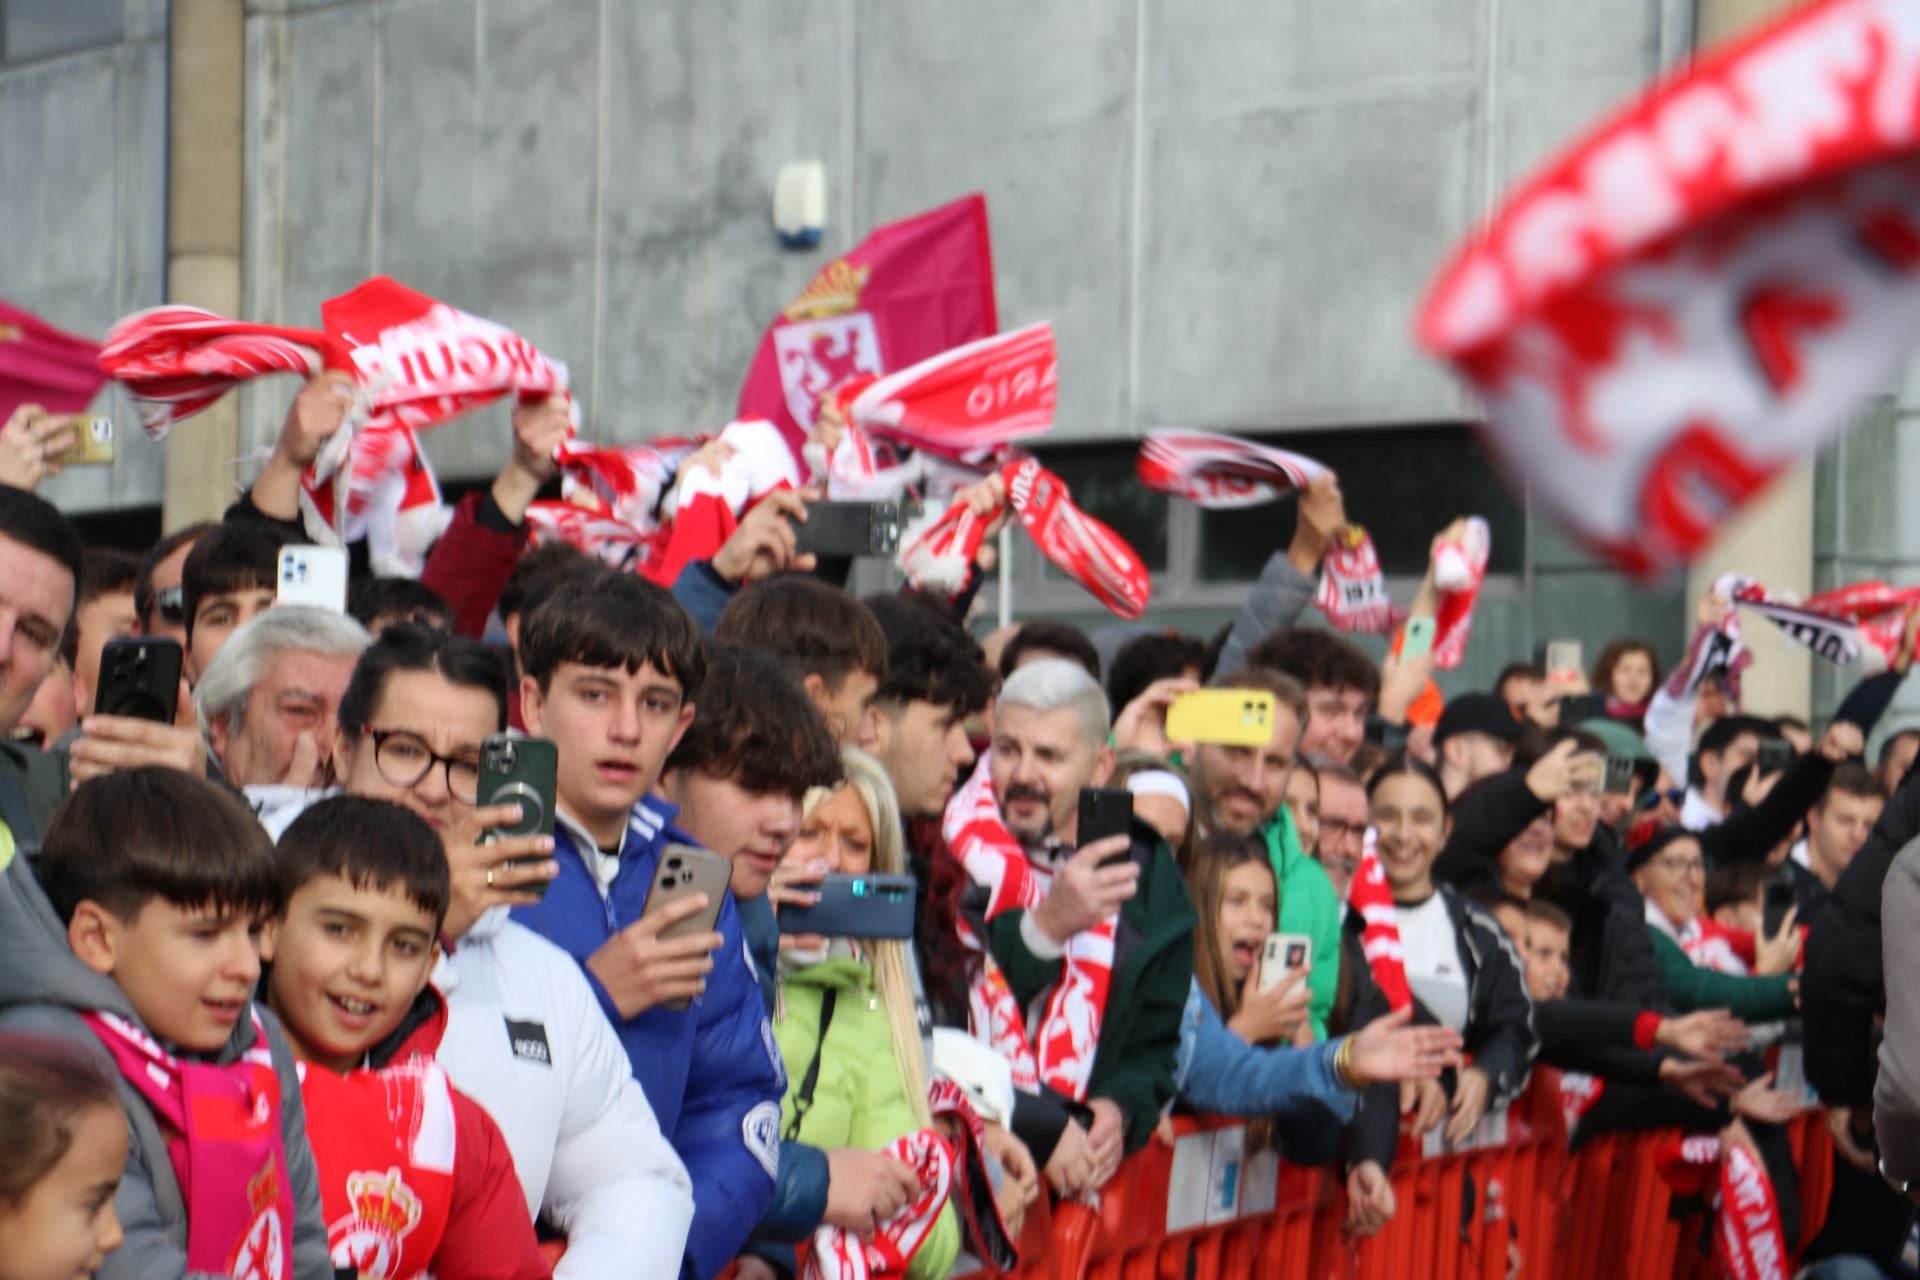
[955,1078,1836,1280]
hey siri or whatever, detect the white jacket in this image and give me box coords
[435,908,694,1279]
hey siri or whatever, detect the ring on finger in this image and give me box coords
[485,867,495,888]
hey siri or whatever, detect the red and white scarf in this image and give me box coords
[297,427,452,577]
[1803,581,1920,667]
[1001,458,1150,620]
[1726,575,1865,667]
[297,1057,458,1280]
[801,1127,954,1280]
[83,1010,295,1280]
[554,436,700,533]
[1348,833,1412,1011]
[1656,1135,1789,1280]
[1430,517,1491,669]
[1134,429,1328,509]
[645,417,801,586]
[1314,525,1398,634]
[523,500,659,572]
[942,754,1115,1101]
[842,324,1056,463]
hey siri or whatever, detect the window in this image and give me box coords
[1008,424,1527,612]
[0,0,121,65]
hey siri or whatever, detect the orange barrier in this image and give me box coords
[956,1082,1837,1280]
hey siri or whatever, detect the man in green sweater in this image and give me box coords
[1185,667,1343,1039]
[983,659,1195,1193]
[1632,829,1797,1022]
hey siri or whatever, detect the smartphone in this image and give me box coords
[93,637,181,722]
[1762,877,1798,939]
[1542,639,1583,682]
[45,415,114,466]
[642,843,732,1009]
[1165,689,1276,747]
[777,871,918,940]
[478,734,558,889]
[1603,755,1636,796]
[791,501,901,557]
[1757,738,1794,775]
[1259,933,1312,993]
[1078,787,1134,866]
[1363,715,1409,750]
[1401,616,1436,662]
[275,545,349,613]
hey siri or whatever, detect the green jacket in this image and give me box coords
[988,833,1197,1153]
[1647,928,1797,1022]
[774,956,958,1280]
[1262,806,1341,1041]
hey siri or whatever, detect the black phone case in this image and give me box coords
[94,637,182,722]
[1079,787,1135,865]
[792,501,901,557]
[778,872,918,939]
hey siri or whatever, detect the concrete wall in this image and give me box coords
[0,0,169,515]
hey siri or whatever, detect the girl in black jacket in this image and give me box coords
[1368,755,1539,1144]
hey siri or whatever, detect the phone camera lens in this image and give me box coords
[666,857,682,871]
[680,870,693,884]
[659,876,674,891]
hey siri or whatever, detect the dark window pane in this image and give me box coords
[1196,425,1524,581]
[2,0,121,63]
[1028,444,1170,576]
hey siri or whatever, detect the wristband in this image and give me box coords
[1634,1011,1663,1050]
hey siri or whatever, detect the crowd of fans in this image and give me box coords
[0,381,1913,1279]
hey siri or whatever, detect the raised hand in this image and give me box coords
[1029,837,1139,945]
[1347,1005,1465,1084]
[583,894,722,1018]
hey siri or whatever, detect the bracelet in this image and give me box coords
[1334,1036,1367,1091]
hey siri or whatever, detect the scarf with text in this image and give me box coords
[1655,1134,1789,1280]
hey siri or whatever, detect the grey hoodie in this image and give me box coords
[0,857,329,1280]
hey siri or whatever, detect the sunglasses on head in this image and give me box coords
[150,585,185,627]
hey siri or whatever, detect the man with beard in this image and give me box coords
[1185,667,1341,1038]
[985,659,1195,1188]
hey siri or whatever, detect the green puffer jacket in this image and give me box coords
[1262,805,1341,1041]
[774,956,959,1280]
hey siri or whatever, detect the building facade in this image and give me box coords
[3,0,1913,730]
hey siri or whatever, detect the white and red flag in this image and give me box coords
[1419,0,1920,576]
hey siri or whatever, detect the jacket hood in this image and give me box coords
[0,856,261,1063]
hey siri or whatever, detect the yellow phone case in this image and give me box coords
[47,416,114,466]
[1165,688,1277,747]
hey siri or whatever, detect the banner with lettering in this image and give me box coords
[738,194,999,462]
[1419,0,1920,576]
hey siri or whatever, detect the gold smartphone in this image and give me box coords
[46,415,114,466]
[1165,688,1277,747]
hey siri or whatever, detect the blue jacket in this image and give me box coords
[672,561,736,634]
[1174,979,1358,1127]
[513,795,783,1280]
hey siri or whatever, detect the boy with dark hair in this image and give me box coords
[346,575,453,638]
[512,570,783,1280]
[1244,628,1381,764]
[1106,630,1205,721]
[181,518,296,681]
[0,768,331,1278]
[998,621,1100,681]
[134,521,218,649]
[263,796,547,1279]
[863,592,997,820]
[72,548,141,714]
[715,573,888,748]
[1684,713,1779,831]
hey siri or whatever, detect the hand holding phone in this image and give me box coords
[1260,933,1313,993]
[1077,787,1134,867]
[276,545,349,613]
[591,844,732,1015]
[1400,616,1436,662]
[478,734,559,896]
[776,872,917,939]
[45,415,114,466]
[93,638,182,722]
[790,500,901,557]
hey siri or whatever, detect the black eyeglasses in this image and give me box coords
[150,586,186,627]
[362,728,481,803]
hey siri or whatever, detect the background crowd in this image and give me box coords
[0,369,1914,1280]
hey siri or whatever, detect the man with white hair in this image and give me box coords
[979,658,1196,1194]
[194,606,370,805]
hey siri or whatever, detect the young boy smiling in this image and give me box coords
[0,767,332,1280]
[263,795,546,1280]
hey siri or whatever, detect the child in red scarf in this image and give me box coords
[262,796,547,1280]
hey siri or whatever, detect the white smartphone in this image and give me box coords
[1259,933,1312,993]
[276,545,349,613]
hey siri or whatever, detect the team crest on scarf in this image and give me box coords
[326,1167,424,1278]
[230,1161,288,1280]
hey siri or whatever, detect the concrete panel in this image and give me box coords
[598,0,855,444]
[856,1,1135,440]
[1137,87,1481,430]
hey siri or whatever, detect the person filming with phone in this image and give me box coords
[975,659,1196,1196]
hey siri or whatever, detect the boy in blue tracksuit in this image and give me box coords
[510,569,783,1280]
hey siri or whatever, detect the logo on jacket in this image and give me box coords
[743,1102,782,1180]
[505,1018,551,1066]
[327,1166,424,1277]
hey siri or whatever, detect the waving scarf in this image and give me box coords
[84,1010,295,1280]
[523,501,658,572]
[1002,458,1150,619]
[942,754,1115,1102]
[298,426,451,577]
[844,324,1056,462]
[1430,517,1491,669]
[1134,428,1329,509]
[554,436,700,533]
[1315,525,1398,634]
[1725,576,1864,666]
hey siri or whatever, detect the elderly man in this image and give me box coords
[983,658,1195,1193]
[194,606,369,809]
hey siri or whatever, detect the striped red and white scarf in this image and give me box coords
[942,753,1115,1101]
[1348,832,1412,1010]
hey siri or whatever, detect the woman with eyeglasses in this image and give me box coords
[1629,829,1798,1022]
